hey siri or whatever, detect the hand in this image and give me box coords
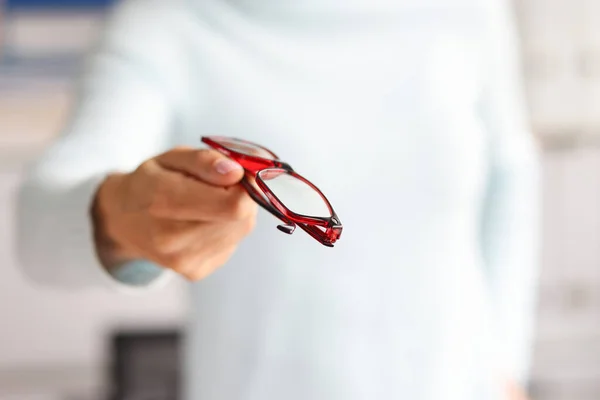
[93,146,257,281]
[505,380,530,400]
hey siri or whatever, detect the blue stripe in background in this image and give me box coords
[5,0,117,10]
[1,0,118,79]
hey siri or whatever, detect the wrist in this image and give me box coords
[92,173,138,271]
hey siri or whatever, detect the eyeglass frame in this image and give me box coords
[201,136,342,247]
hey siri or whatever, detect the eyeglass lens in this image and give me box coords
[258,169,331,218]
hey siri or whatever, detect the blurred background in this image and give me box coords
[0,3,187,400]
[1,0,600,399]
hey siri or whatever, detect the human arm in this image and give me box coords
[16,0,256,290]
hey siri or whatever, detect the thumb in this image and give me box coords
[156,147,245,186]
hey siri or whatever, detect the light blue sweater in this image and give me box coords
[17,0,540,399]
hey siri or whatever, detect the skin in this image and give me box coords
[93,146,257,281]
[92,147,529,399]
[506,381,531,400]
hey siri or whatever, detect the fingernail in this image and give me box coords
[214,159,243,174]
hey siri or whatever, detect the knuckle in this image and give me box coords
[136,160,153,173]
[136,160,158,179]
[129,163,168,216]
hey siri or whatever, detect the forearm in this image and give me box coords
[16,172,115,288]
[15,0,179,291]
[18,170,170,291]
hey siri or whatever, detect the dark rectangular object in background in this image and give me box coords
[109,330,181,400]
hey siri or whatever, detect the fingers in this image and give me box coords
[147,219,255,281]
[146,168,258,221]
[105,146,258,283]
[177,241,239,281]
[156,147,245,187]
[179,218,256,281]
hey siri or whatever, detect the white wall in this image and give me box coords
[514,2,600,398]
[531,148,600,400]
[516,0,600,147]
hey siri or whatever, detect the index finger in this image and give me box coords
[156,147,245,187]
[150,167,257,222]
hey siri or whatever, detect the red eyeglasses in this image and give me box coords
[201,136,343,247]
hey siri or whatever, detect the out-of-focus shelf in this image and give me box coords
[0,55,83,83]
[1,10,105,58]
[0,363,103,400]
[0,81,73,161]
[537,128,600,151]
[0,10,105,169]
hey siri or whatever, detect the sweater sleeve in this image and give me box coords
[16,0,186,291]
[478,0,541,385]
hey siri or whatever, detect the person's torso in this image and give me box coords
[155,1,501,398]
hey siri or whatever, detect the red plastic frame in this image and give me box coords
[201,136,342,247]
